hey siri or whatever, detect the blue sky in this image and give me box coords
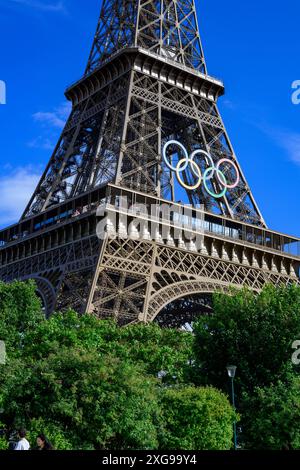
[0,0,299,238]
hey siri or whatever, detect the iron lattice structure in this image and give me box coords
[22,0,264,226]
[0,0,299,326]
[85,0,207,75]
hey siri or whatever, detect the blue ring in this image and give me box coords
[163,140,189,173]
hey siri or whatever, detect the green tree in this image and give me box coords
[23,310,193,383]
[159,386,236,450]
[0,280,43,355]
[192,284,300,449]
[0,348,160,450]
[242,375,300,450]
[27,419,74,450]
[193,284,300,393]
[0,281,237,450]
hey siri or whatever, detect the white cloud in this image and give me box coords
[27,136,54,150]
[261,125,300,166]
[33,101,71,129]
[275,131,300,165]
[221,99,237,110]
[0,167,40,227]
[8,0,66,13]
[33,112,65,129]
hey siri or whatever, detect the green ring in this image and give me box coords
[203,167,227,199]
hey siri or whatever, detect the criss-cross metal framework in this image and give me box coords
[22,0,264,226]
[0,0,299,326]
[85,0,207,75]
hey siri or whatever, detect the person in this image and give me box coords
[14,429,30,450]
[36,433,54,451]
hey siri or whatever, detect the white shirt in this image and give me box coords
[15,438,30,450]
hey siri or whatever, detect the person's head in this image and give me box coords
[36,434,54,450]
[36,434,46,448]
[18,429,26,439]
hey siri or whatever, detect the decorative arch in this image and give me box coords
[22,275,56,318]
[147,278,242,323]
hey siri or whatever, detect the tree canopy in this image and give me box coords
[1,280,299,450]
[0,281,235,450]
[193,284,300,448]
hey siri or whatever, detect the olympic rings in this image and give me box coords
[163,141,189,172]
[203,167,227,199]
[176,158,202,190]
[216,159,239,189]
[162,140,240,198]
[190,149,214,180]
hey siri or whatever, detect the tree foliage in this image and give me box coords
[193,285,300,392]
[242,375,300,450]
[0,281,234,450]
[1,349,160,450]
[159,386,236,450]
[1,281,300,450]
[23,310,194,384]
[0,280,42,354]
[193,284,300,449]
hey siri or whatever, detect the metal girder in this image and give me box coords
[86,234,299,325]
[21,0,265,227]
[85,0,206,76]
[1,0,297,327]
[1,188,299,324]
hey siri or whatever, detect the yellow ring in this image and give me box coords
[176,158,202,190]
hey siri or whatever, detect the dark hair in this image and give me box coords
[37,434,54,450]
[18,429,26,439]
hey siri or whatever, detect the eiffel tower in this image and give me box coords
[0,0,299,326]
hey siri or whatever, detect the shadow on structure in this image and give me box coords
[153,293,213,329]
